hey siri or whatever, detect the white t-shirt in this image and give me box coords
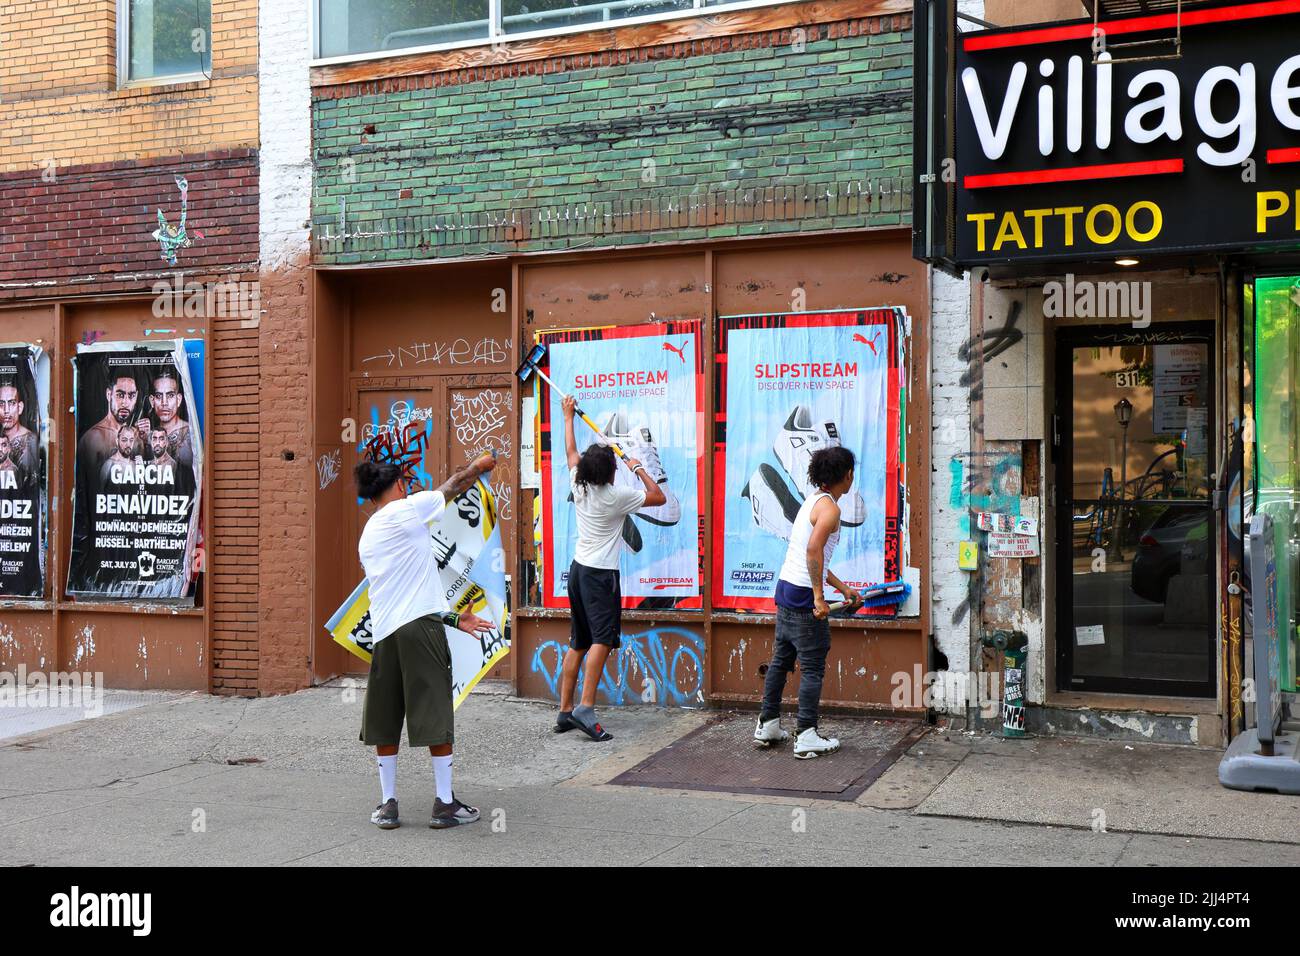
[358,490,449,644]
[571,473,646,570]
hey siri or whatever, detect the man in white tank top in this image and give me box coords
[754,446,863,758]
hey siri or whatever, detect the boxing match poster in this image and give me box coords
[67,341,203,601]
[714,308,907,615]
[0,345,49,598]
[536,321,704,610]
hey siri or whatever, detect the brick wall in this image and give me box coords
[929,266,975,697]
[0,1,269,696]
[0,150,258,301]
[211,305,262,695]
[0,0,258,170]
[311,14,914,263]
[254,0,315,695]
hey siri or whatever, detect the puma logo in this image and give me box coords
[852,331,880,355]
[662,340,687,363]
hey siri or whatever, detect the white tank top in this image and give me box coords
[779,492,839,588]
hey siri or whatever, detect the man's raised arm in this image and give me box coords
[437,452,496,501]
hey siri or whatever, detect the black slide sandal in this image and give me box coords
[570,711,613,741]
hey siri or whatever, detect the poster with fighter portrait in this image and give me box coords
[536,321,704,610]
[0,344,48,598]
[67,341,203,601]
[714,308,907,615]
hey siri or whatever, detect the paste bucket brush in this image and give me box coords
[828,579,911,612]
[516,341,628,459]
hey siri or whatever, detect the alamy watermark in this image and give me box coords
[151,273,262,327]
[1042,273,1152,327]
[890,665,1002,717]
[0,665,105,719]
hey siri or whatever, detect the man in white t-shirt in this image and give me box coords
[355,451,497,831]
[554,396,665,741]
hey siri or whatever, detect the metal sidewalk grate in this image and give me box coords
[610,713,928,801]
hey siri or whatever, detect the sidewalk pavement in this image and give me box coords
[1,680,1298,867]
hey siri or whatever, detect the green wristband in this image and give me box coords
[440,611,461,630]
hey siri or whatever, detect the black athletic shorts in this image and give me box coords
[567,559,622,651]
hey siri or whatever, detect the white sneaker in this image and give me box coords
[753,717,790,748]
[773,406,867,527]
[741,463,800,541]
[604,413,681,526]
[793,726,840,759]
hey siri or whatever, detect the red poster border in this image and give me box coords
[712,309,903,615]
[537,321,705,611]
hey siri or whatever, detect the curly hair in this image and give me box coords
[354,460,404,501]
[808,446,855,491]
[575,443,616,489]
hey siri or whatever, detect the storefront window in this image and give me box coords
[1248,276,1300,693]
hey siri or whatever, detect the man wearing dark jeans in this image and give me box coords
[754,446,862,759]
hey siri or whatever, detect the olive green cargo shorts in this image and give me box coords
[360,614,454,748]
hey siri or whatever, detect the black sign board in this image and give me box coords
[928,0,1300,267]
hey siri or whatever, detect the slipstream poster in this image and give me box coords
[68,341,203,601]
[715,309,905,614]
[538,321,704,610]
[0,344,49,598]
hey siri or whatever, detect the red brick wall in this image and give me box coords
[211,311,262,695]
[0,149,258,301]
[0,149,265,696]
[256,255,314,696]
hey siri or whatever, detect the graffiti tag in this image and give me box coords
[530,628,705,707]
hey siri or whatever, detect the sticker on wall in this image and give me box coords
[958,540,979,570]
[1075,624,1106,647]
[152,175,206,266]
[1013,515,1038,536]
[976,512,1017,532]
[520,395,540,490]
[987,532,1040,558]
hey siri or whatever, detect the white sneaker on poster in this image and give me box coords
[741,463,801,541]
[603,412,681,526]
[773,405,867,527]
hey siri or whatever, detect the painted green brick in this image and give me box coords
[312,28,913,262]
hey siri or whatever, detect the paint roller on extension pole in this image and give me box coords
[515,342,629,460]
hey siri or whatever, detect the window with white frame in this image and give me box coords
[119,0,213,85]
[314,0,784,61]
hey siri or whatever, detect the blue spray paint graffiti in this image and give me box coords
[950,452,1021,537]
[531,627,705,707]
[357,399,435,503]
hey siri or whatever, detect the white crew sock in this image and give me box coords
[377,755,397,803]
[432,754,453,803]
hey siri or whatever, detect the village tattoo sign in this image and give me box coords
[950,0,1300,265]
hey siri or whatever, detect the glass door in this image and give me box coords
[1245,276,1300,695]
[1055,325,1216,696]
